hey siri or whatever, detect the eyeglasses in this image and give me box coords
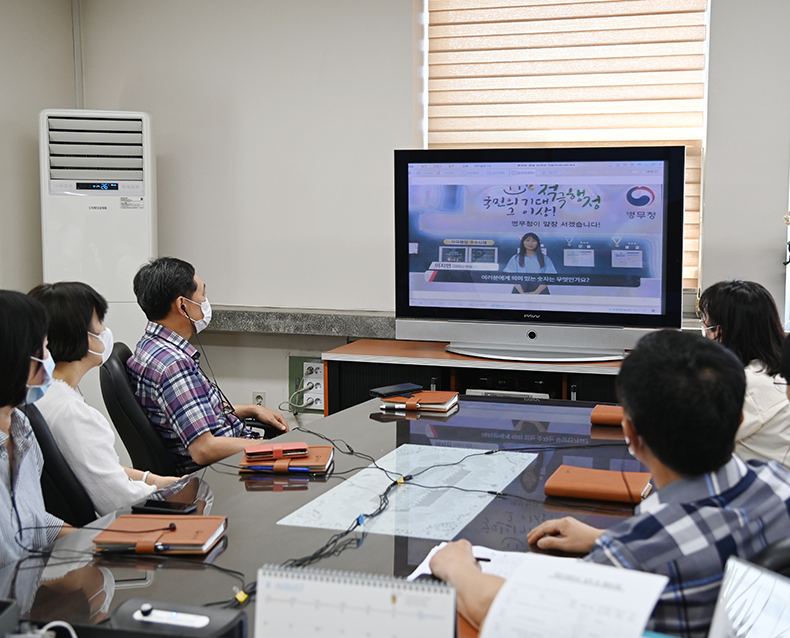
[698,319,718,335]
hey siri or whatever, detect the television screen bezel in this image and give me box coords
[394,146,685,331]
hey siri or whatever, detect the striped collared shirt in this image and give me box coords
[585,455,790,638]
[0,410,62,567]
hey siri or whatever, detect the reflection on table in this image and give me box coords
[10,397,640,631]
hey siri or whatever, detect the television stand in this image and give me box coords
[446,343,626,363]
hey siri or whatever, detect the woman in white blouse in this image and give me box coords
[29,282,179,516]
[699,280,790,468]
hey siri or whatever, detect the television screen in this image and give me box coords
[394,147,685,360]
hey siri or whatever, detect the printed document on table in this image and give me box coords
[480,553,668,638]
[278,444,536,540]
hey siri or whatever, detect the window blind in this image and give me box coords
[427,0,707,290]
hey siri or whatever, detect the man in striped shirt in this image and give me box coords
[128,258,288,473]
[431,330,790,638]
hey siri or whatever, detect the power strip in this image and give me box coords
[302,362,324,411]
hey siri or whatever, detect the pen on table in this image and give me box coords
[380,404,420,410]
[475,557,491,562]
[97,543,170,554]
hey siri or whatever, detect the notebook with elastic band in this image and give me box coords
[544,465,651,504]
[238,445,334,474]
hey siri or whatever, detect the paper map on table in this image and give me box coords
[277,444,537,540]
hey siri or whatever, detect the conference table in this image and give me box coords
[13,396,642,634]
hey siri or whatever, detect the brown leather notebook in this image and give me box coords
[590,404,625,426]
[93,514,227,554]
[238,445,334,474]
[544,465,651,504]
[380,391,459,412]
[245,441,309,460]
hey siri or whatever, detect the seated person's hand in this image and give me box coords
[430,540,504,630]
[430,539,479,582]
[527,516,603,555]
[244,405,289,432]
[150,474,180,490]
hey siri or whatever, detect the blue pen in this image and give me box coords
[247,466,311,473]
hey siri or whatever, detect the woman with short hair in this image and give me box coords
[29,282,178,516]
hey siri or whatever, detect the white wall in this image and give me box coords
[702,0,790,310]
[0,0,75,291]
[78,0,418,313]
[68,1,419,439]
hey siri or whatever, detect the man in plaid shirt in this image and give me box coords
[127,257,288,472]
[431,330,790,638]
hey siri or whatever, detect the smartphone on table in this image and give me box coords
[131,499,198,515]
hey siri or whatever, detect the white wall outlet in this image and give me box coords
[302,361,324,411]
[253,391,266,406]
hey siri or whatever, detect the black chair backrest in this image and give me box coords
[750,537,790,578]
[99,342,182,477]
[23,404,97,528]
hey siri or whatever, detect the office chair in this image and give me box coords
[750,537,790,578]
[99,342,183,477]
[23,404,97,528]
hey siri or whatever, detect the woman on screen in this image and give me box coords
[699,280,790,468]
[503,232,557,294]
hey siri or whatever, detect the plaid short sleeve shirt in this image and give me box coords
[584,455,790,638]
[127,322,257,472]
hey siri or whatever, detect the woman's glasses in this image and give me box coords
[697,319,718,336]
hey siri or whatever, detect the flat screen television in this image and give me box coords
[394,146,685,362]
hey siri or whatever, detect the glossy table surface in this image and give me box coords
[14,396,640,632]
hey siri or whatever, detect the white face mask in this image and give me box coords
[184,297,212,333]
[88,327,114,365]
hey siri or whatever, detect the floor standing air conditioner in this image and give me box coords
[39,109,157,438]
[40,109,156,302]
